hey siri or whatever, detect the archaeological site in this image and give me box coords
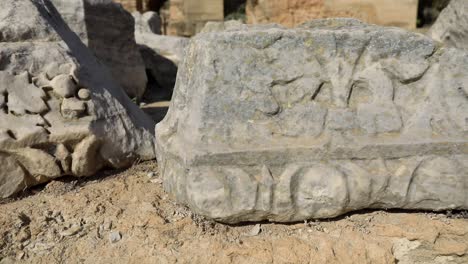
[0,0,467,263]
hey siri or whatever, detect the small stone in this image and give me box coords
[50,74,77,98]
[245,224,261,237]
[109,231,122,243]
[60,224,82,237]
[61,97,87,119]
[103,221,112,230]
[77,88,91,100]
[150,178,162,184]
[54,144,71,173]
[16,251,25,260]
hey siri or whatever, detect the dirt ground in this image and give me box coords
[0,161,467,264]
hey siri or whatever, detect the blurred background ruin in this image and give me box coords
[115,0,451,36]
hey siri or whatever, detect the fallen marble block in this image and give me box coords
[155,19,468,223]
[0,0,155,198]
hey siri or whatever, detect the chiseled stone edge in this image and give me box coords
[161,153,468,223]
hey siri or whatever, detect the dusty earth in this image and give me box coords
[0,161,467,264]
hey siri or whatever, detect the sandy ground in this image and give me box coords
[0,161,467,264]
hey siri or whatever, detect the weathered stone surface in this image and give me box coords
[133,11,162,34]
[428,0,468,50]
[50,0,148,99]
[156,19,468,223]
[0,0,155,198]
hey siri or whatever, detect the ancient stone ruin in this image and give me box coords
[0,0,155,198]
[156,19,468,223]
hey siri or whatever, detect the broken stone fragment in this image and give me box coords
[51,74,78,98]
[32,73,50,88]
[0,154,27,198]
[61,98,86,119]
[54,144,71,174]
[0,0,156,198]
[2,72,49,115]
[71,135,103,177]
[10,148,62,182]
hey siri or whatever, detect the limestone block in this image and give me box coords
[156,19,468,223]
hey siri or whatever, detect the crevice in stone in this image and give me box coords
[346,82,355,106]
[6,129,16,140]
[311,82,325,101]
[2,91,8,114]
[270,74,303,87]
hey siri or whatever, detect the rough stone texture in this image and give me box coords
[133,11,162,34]
[156,19,468,223]
[50,0,148,99]
[246,0,418,29]
[428,0,468,50]
[1,161,467,263]
[0,0,156,198]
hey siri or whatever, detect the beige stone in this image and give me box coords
[246,0,418,29]
[50,74,78,98]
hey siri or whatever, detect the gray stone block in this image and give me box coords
[156,19,468,223]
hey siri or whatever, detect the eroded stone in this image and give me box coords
[51,74,77,98]
[61,97,86,119]
[0,0,155,198]
[156,19,468,223]
[428,0,468,50]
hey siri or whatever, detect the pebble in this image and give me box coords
[246,224,261,237]
[109,231,122,243]
[16,251,25,260]
[150,178,162,184]
[77,88,91,100]
[103,221,112,230]
[50,74,77,98]
[60,224,82,237]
